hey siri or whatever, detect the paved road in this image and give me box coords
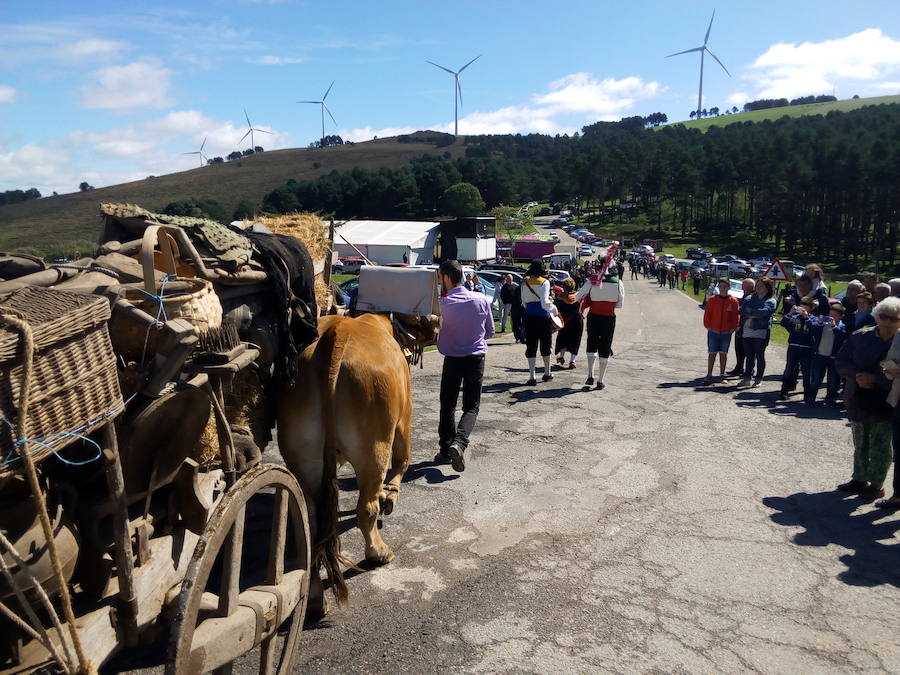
[284,275,899,672]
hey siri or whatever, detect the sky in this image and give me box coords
[2,0,900,196]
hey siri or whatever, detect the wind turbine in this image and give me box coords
[239,109,271,150]
[297,81,337,143]
[666,10,730,119]
[426,55,481,136]
[183,136,207,167]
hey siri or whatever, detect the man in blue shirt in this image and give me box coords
[435,259,495,472]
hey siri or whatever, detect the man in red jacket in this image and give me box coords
[703,278,740,384]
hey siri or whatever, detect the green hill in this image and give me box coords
[0,133,465,256]
[668,94,900,132]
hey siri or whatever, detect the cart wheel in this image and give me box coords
[167,464,311,675]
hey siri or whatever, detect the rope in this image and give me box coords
[0,314,93,674]
[139,274,172,366]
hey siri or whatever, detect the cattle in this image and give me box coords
[278,312,437,618]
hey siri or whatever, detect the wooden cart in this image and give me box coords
[0,212,332,673]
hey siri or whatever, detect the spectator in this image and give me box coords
[878,324,900,509]
[728,279,756,377]
[787,275,828,316]
[471,273,484,294]
[553,278,584,370]
[875,282,891,303]
[680,268,689,289]
[521,259,560,385]
[862,272,878,295]
[738,277,777,388]
[834,297,899,501]
[510,281,525,343]
[692,269,703,296]
[779,282,796,315]
[435,260,495,472]
[808,303,847,405]
[843,280,864,328]
[702,278,740,384]
[804,264,827,292]
[464,272,474,291]
[890,278,900,298]
[498,274,517,333]
[852,292,876,330]
[779,296,818,401]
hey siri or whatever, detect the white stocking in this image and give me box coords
[527,357,537,379]
[542,355,551,375]
[586,352,597,378]
[596,357,609,383]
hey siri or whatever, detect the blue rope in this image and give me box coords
[0,393,137,469]
[139,274,173,365]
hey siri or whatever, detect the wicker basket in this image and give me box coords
[0,287,122,476]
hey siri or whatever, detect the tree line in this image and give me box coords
[248,102,900,273]
[0,188,41,206]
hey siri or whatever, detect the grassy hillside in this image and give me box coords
[0,133,465,256]
[668,94,900,132]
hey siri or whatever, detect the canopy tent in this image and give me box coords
[334,220,439,265]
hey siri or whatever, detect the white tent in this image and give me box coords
[334,220,439,265]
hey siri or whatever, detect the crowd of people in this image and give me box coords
[697,264,900,508]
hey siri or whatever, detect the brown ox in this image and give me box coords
[278,312,436,616]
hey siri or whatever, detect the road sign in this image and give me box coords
[763,259,790,281]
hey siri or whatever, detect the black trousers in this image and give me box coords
[732,327,745,373]
[524,315,552,357]
[511,307,524,341]
[439,355,485,453]
[555,316,584,355]
[586,314,616,357]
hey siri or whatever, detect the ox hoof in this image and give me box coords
[379,492,397,516]
[305,595,330,625]
[365,548,395,565]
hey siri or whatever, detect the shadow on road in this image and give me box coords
[763,490,900,588]
[403,460,460,484]
[508,386,586,403]
[735,391,846,420]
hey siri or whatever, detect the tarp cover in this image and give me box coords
[355,266,440,316]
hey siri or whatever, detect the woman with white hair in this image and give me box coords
[835,296,900,501]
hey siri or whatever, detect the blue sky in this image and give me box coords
[2,0,900,196]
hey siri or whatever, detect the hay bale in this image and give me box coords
[246,214,330,262]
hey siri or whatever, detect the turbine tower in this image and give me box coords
[427,55,481,136]
[183,136,207,167]
[666,10,730,119]
[297,81,337,143]
[239,109,271,150]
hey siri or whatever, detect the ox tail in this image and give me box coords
[317,323,351,605]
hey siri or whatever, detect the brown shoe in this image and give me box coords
[837,480,868,493]
[859,485,885,501]
[568,362,577,370]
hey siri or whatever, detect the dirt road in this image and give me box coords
[282,275,899,672]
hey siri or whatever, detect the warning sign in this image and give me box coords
[763,259,791,281]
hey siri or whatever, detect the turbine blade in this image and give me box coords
[200,136,206,152]
[244,108,251,127]
[254,128,272,134]
[297,100,320,104]
[427,60,456,75]
[666,46,704,58]
[706,47,731,77]
[183,151,198,155]
[324,103,337,126]
[456,78,463,107]
[322,80,335,100]
[458,54,482,73]
[239,129,251,143]
[705,9,715,45]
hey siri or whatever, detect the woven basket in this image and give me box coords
[0,287,122,477]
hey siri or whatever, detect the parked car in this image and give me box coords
[658,254,676,264]
[477,262,527,274]
[690,259,710,271]
[748,256,773,269]
[548,270,572,283]
[703,278,746,304]
[339,257,368,274]
[676,261,693,272]
[636,244,654,255]
[707,262,730,278]
[559,209,572,217]
[727,260,753,277]
[579,245,596,256]
[538,206,553,216]
[476,269,524,287]
[551,218,568,226]
[331,259,344,273]
[718,254,740,263]
[686,247,712,260]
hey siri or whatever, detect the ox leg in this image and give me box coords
[278,394,329,620]
[380,418,411,516]
[356,460,395,564]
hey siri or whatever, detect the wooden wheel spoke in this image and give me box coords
[218,504,246,617]
[267,487,289,586]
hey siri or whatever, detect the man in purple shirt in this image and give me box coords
[435,259,494,472]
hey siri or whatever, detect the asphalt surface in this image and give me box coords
[265,274,896,673]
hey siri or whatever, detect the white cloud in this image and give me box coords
[0,85,16,103]
[64,38,126,59]
[743,28,900,99]
[342,73,663,141]
[247,55,306,65]
[727,92,749,106]
[81,60,173,111]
